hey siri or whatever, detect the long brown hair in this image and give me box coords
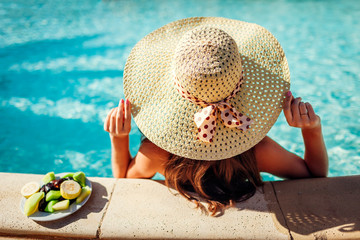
[164,148,263,216]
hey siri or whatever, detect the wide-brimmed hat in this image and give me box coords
[124,17,290,161]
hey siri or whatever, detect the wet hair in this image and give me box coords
[164,148,263,216]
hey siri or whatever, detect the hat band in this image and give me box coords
[174,73,253,143]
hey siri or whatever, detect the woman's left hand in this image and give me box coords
[104,99,132,138]
[283,91,321,130]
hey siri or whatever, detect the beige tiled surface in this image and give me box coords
[0,173,115,239]
[272,176,360,240]
[1,173,360,240]
[99,179,289,240]
[263,182,292,237]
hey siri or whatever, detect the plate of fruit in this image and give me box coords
[20,171,92,221]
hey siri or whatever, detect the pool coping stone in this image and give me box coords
[0,172,359,239]
[272,175,360,240]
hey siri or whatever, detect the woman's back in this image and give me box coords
[125,135,320,180]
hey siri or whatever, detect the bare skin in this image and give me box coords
[104,91,328,179]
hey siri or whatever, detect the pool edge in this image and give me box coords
[1,173,359,239]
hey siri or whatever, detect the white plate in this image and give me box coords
[20,172,92,221]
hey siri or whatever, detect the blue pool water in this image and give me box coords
[1,0,359,181]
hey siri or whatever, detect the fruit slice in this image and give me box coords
[21,181,40,198]
[76,186,92,204]
[73,172,86,187]
[23,192,45,216]
[42,172,55,184]
[45,190,62,202]
[60,180,81,199]
[45,200,59,213]
[38,198,48,212]
[52,199,70,211]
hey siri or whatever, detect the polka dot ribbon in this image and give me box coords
[174,74,253,143]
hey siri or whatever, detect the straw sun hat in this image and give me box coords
[124,17,290,161]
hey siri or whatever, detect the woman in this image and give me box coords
[104,17,328,215]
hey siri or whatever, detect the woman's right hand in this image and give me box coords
[283,91,321,130]
[104,99,132,138]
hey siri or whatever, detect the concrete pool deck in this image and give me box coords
[0,173,359,240]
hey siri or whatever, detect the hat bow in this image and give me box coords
[174,73,253,143]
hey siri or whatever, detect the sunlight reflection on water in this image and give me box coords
[0,0,359,180]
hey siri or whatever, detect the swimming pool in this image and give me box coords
[1,0,359,181]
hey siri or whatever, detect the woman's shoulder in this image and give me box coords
[127,139,169,178]
[253,136,280,171]
[253,136,271,153]
[253,135,310,178]
[139,139,170,162]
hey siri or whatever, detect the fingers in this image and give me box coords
[104,99,132,136]
[283,91,294,124]
[104,108,117,132]
[284,91,306,126]
[103,110,110,132]
[305,102,316,121]
[124,99,132,133]
[109,106,118,133]
[299,102,310,127]
[291,97,302,123]
[283,91,321,129]
[116,99,124,134]
[299,102,307,116]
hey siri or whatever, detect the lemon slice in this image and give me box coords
[21,181,40,198]
[60,180,81,199]
[24,192,44,216]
